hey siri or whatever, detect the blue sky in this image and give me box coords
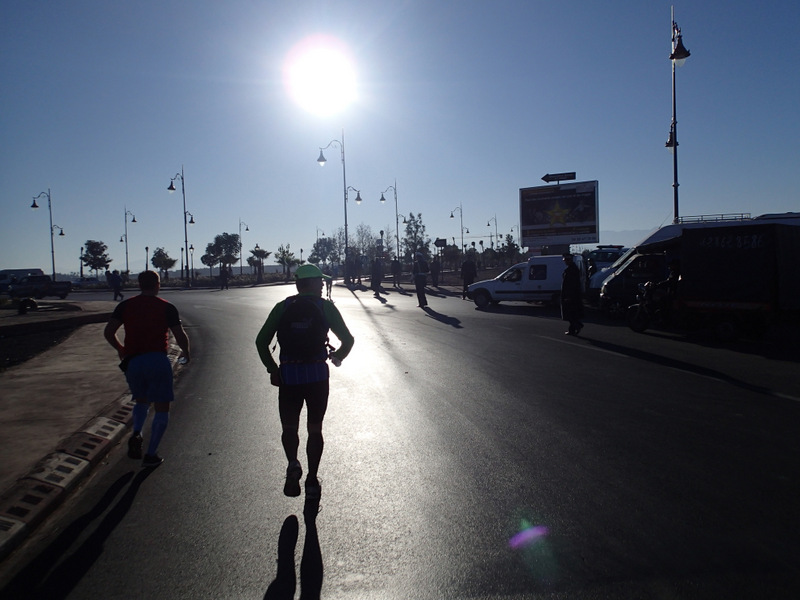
[2,1,798,275]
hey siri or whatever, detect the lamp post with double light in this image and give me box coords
[379,180,406,260]
[238,219,249,275]
[122,206,136,275]
[167,166,193,286]
[666,7,691,224]
[317,131,361,283]
[30,189,65,281]
[450,204,467,258]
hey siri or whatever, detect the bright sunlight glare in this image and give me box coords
[284,35,357,117]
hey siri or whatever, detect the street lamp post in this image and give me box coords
[168,166,192,286]
[189,244,195,282]
[238,219,249,275]
[123,206,136,275]
[487,215,498,249]
[380,180,403,260]
[318,130,361,283]
[450,204,465,259]
[145,246,149,271]
[30,189,65,281]
[666,7,691,224]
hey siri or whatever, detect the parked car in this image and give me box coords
[71,276,100,289]
[7,275,72,299]
[467,254,585,309]
[0,268,44,293]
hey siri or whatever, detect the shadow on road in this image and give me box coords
[264,499,323,600]
[422,306,462,329]
[0,468,155,599]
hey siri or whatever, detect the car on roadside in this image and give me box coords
[70,276,100,289]
[467,254,585,309]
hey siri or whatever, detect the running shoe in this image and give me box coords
[128,433,143,459]
[284,460,302,497]
[141,454,164,468]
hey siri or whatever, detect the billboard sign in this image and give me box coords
[519,180,599,247]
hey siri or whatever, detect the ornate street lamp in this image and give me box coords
[667,7,691,223]
[122,206,136,275]
[380,180,408,260]
[238,218,250,275]
[168,166,194,285]
[318,130,361,283]
[30,188,65,281]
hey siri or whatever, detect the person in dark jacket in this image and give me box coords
[412,252,429,307]
[460,256,478,299]
[561,253,584,335]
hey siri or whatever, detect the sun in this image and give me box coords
[284,35,357,117]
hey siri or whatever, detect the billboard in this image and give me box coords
[519,180,599,247]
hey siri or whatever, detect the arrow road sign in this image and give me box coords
[541,172,576,183]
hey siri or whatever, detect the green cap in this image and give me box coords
[295,264,330,280]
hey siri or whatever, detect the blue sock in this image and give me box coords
[147,412,169,456]
[132,403,149,434]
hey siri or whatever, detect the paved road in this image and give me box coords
[1,283,799,598]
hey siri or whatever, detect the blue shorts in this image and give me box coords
[125,352,174,403]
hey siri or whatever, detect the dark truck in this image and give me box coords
[624,223,800,339]
[7,275,72,299]
[676,223,800,336]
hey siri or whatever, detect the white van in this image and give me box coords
[467,255,584,309]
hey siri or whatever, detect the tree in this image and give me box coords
[308,236,338,266]
[151,247,177,279]
[355,223,378,262]
[402,212,431,260]
[201,242,222,278]
[81,240,112,276]
[274,244,299,280]
[210,233,241,272]
[250,246,271,283]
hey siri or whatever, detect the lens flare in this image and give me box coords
[509,525,549,549]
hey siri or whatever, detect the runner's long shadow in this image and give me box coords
[0,468,154,599]
[264,500,323,600]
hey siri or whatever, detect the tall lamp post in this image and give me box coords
[380,180,404,260]
[238,219,249,275]
[450,204,465,257]
[30,189,65,281]
[189,244,195,282]
[487,215,498,247]
[318,130,361,282]
[666,7,691,224]
[122,206,136,275]
[168,166,193,286]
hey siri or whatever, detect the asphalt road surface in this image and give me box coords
[1,283,799,599]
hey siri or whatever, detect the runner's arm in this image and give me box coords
[255,303,284,373]
[323,303,354,361]
[103,317,125,359]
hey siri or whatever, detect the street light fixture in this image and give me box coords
[318,130,360,283]
[379,180,407,260]
[122,206,136,275]
[667,7,691,223]
[168,166,193,286]
[30,188,65,281]
[238,218,250,275]
[450,203,466,258]
[487,214,498,249]
[189,244,195,282]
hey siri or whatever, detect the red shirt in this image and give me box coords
[112,295,181,356]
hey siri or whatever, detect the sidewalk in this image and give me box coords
[0,299,183,559]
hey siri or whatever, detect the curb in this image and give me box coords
[0,347,183,561]
[0,396,132,559]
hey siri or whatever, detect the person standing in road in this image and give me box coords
[391,258,402,288]
[220,265,230,290]
[255,264,354,500]
[109,269,124,301]
[412,252,429,307]
[370,258,384,296]
[561,252,584,336]
[103,270,191,467]
[460,255,478,300]
[430,256,440,287]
